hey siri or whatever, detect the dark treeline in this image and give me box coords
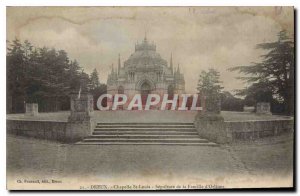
[197,69,244,112]
[220,91,244,112]
[230,30,294,115]
[7,39,106,113]
[198,30,294,115]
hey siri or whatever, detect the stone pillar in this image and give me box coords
[204,93,221,114]
[194,93,231,144]
[256,102,271,115]
[65,93,94,142]
[25,103,38,116]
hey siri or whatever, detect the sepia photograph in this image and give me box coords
[5,6,294,190]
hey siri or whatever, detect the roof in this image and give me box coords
[124,38,168,68]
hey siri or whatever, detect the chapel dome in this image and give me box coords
[124,37,168,68]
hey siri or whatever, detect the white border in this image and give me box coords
[0,0,298,195]
[0,0,297,6]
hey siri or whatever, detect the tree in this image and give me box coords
[237,82,273,104]
[90,84,107,110]
[66,60,82,92]
[197,69,223,95]
[7,39,27,113]
[89,68,100,90]
[6,39,89,113]
[79,70,90,92]
[197,69,223,113]
[229,30,294,115]
[220,91,244,112]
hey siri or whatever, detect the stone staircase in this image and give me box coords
[76,122,218,146]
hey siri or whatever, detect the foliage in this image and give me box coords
[197,69,223,95]
[197,69,224,113]
[229,30,294,115]
[6,39,104,113]
[90,84,107,110]
[89,68,100,90]
[220,91,244,112]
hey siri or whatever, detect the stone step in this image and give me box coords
[87,135,200,139]
[95,125,195,128]
[97,123,194,125]
[94,127,196,131]
[81,138,208,143]
[76,142,218,146]
[76,122,217,146]
[92,131,198,135]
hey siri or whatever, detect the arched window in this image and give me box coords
[167,85,174,99]
[117,86,125,110]
[167,85,175,110]
[129,72,135,81]
[141,82,151,107]
[118,86,124,94]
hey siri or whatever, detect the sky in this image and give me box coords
[6,6,294,93]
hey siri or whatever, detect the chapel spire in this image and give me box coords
[170,53,173,75]
[118,54,121,75]
[111,63,114,74]
[144,31,147,42]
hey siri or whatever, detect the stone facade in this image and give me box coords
[107,36,185,109]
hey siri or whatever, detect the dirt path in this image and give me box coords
[7,134,293,189]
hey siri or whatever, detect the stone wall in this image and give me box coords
[194,113,231,144]
[7,93,95,143]
[226,119,293,141]
[194,113,293,144]
[7,118,96,143]
[7,120,68,142]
